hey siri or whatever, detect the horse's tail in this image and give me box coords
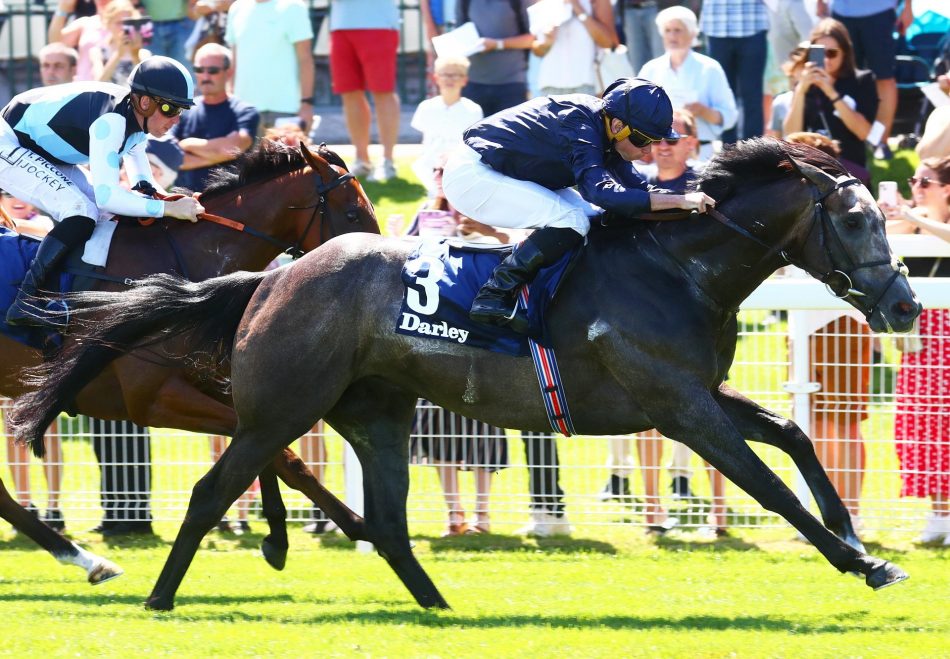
[10,270,267,458]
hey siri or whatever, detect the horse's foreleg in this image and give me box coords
[714,384,862,550]
[0,476,122,584]
[657,392,907,590]
[146,431,283,611]
[270,448,367,541]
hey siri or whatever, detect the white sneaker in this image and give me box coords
[368,159,396,183]
[350,159,372,178]
[919,513,950,543]
[517,512,572,537]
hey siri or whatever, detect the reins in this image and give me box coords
[706,168,905,324]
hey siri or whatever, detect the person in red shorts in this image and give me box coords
[329,0,401,182]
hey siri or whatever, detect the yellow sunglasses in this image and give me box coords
[605,116,673,148]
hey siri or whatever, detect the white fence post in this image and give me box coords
[343,443,372,553]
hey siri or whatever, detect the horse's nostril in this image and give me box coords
[894,300,922,318]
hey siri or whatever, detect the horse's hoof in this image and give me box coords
[144,595,174,611]
[261,537,287,571]
[88,558,124,585]
[418,593,451,609]
[866,560,909,590]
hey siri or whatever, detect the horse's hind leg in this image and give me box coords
[656,389,907,590]
[326,380,449,609]
[146,431,288,611]
[270,448,367,541]
[257,465,288,570]
[714,384,862,550]
[0,476,122,584]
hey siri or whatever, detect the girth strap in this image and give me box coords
[518,286,575,436]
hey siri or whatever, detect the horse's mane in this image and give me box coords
[697,137,850,201]
[199,141,348,199]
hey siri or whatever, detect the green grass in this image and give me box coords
[0,528,946,657]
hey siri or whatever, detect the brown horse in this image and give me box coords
[2,139,376,574]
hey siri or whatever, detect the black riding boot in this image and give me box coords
[470,227,582,334]
[6,215,94,328]
[5,234,71,328]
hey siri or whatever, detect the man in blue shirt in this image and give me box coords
[442,77,715,332]
[172,43,259,192]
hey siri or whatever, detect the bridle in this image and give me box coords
[707,163,907,324]
[197,165,356,260]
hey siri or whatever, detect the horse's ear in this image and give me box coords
[299,141,326,173]
[788,156,838,195]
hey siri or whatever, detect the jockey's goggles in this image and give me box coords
[153,97,186,118]
[604,115,674,148]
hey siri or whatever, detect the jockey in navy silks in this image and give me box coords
[442,77,716,333]
[0,55,205,328]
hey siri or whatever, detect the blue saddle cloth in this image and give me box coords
[396,238,577,357]
[0,226,74,349]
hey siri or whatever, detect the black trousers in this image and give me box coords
[521,431,564,515]
[90,418,152,523]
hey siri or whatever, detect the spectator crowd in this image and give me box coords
[1,0,948,544]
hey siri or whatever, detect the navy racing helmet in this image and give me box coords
[128,56,195,108]
[601,77,679,146]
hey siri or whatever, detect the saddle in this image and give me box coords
[396,237,579,356]
[0,217,144,349]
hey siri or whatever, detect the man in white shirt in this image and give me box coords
[639,6,737,160]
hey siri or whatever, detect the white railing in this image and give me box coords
[2,236,947,539]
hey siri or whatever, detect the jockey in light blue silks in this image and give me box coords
[0,55,205,328]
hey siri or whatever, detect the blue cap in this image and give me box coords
[601,77,680,141]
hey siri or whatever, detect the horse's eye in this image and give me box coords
[844,214,861,229]
[346,210,359,223]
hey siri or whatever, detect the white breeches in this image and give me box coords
[0,117,98,222]
[442,144,601,237]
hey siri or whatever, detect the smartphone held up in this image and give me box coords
[807,44,825,69]
[122,17,153,46]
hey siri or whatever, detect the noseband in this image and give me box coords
[708,172,906,323]
[194,166,355,260]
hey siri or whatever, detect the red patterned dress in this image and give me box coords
[894,307,950,498]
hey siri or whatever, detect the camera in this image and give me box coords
[122,17,153,46]
[807,44,825,69]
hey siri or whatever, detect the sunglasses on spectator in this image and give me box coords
[153,97,185,118]
[824,48,841,59]
[433,167,444,175]
[194,66,225,74]
[908,176,935,189]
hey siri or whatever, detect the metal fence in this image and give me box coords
[2,235,947,539]
[0,1,430,108]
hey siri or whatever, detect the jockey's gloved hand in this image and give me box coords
[132,180,159,197]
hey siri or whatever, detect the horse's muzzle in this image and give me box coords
[871,297,921,334]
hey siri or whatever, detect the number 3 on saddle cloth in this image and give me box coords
[396,237,580,435]
[0,223,118,349]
